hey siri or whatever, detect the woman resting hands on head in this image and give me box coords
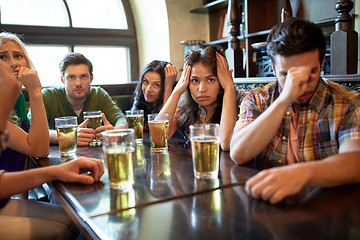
[131,60,177,125]
[159,45,244,151]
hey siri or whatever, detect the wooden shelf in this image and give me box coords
[315,18,336,27]
[245,18,335,40]
[234,74,360,84]
[190,0,227,13]
[246,29,271,38]
[234,77,275,84]
[204,36,246,47]
[191,0,342,78]
[203,38,229,46]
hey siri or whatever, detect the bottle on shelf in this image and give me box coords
[239,5,245,38]
[281,0,293,22]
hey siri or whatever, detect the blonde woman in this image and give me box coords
[0,32,49,173]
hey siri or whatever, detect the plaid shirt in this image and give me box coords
[237,78,360,167]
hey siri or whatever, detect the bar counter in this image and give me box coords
[32,139,360,240]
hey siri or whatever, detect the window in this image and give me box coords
[0,0,69,27]
[74,46,130,85]
[26,45,69,86]
[67,0,128,29]
[0,0,138,87]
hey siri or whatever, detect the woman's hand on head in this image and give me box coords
[164,64,177,89]
[173,63,191,95]
[216,52,235,91]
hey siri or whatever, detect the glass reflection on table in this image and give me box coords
[191,178,222,230]
[148,152,172,198]
[110,188,136,221]
[135,143,146,169]
[107,188,138,239]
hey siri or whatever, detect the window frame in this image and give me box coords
[0,0,139,85]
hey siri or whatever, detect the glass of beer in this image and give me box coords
[125,110,144,144]
[148,113,169,153]
[102,129,135,192]
[55,116,78,158]
[83,111,102,146]
[189,124,220,179]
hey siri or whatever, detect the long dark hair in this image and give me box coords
[133,60,170,120]
[177,45,225,134]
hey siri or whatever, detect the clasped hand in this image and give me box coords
[77,113,113,146]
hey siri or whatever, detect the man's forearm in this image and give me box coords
[307,152,360,187]
[230,97,289,164]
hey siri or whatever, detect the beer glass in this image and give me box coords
[189,124,220,179]
[148,113,169,153]
[125,110,144,144]
[102,129,135,192]
[55,116,78,158]
[83,111,102,146]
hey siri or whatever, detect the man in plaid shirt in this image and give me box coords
[230,18,360,204]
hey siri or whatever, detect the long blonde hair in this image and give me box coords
[0,32,35,69]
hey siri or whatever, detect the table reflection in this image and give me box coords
[191,179,222,230]
[148,152,172,198]
[107,188,139,239]
[110,189,136,221]
[135,143,146,169]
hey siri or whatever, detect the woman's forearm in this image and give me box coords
[0,167,56,199]
[219,87,238,151]
[159,90,182,138]
[27,90,49,157]
[162,86,173,108]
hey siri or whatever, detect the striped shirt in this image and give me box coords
[237,78,360,167]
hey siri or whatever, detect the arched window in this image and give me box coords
[0,0,138,86]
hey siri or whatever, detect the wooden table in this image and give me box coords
[33,140,360,240]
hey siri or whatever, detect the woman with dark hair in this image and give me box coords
[160,45,244,151]
[131,60,177,124]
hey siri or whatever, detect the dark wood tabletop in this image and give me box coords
[33,140,360,240]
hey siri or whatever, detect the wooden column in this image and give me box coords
[225,0,245,77]
[330,0,358,74]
